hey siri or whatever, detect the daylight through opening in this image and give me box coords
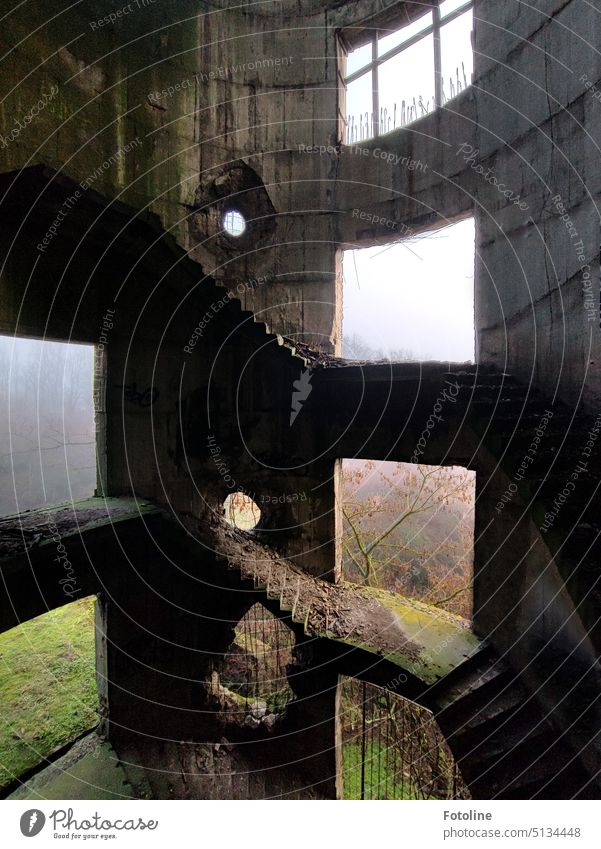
[222,209,247,237]
[339,677,470,800]
[213,603,296,731]
[341,459,475,621]
[342,218,475,362]
[0,337,96,517]
[342,1,474,142]
[0,596,98,792]
[223,492,261,529]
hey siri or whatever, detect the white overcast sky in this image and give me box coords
[343,219,475,361]
[343,5,475,363]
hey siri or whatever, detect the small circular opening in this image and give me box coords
[222,209,246,237]
[223,491,261,529]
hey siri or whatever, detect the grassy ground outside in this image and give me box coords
[0,597,98,791]
[342,739,419,800]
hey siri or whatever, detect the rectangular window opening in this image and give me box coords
[340,458,475,622]
[0,595,99,792]
[341,2,473,143]
[342,217,475,363]
[0,335,97,517]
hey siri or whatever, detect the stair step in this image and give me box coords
[468,732,575,798]
[291,595,312,629]
[435,657,509,711]
[452,704,550,762]
[446,688,525,739]
[437,670,520,737]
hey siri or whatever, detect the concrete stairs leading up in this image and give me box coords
[430,645,595,799]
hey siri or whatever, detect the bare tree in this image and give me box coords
[341,332,420,362]
[340,460,474,618]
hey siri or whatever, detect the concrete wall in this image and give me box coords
[474,0,601,412]
[0,1,343,578]
[323,0,601,783]
[2,0,600,795]
[0,0,345,347]
[333,0,601,412]
[0,1,200,245]
[187,1,342,349]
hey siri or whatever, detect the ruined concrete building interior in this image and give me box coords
[0,0,600,807]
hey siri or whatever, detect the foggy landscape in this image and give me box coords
[0,336,96,516]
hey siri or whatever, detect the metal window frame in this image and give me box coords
[343,0,473,136]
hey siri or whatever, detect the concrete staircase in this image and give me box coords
[430,646,594,799]
[193,512,595,799]
[192,513,480,687]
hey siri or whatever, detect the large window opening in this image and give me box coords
[0,337,96,517]
[342,217,475,362]
[342,1,473,143]
[340,459,475,621]
[0,596,98,792]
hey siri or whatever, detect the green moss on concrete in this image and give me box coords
[336,584,481,683]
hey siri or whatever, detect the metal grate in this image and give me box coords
[217,603,295,730]
[339,677,470,799]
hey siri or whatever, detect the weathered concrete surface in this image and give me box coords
[0,497,158,562]
[332,0,601,412]
[0,166,339,581]
[0,1,201,246]
[7,734,137,801]
[190,511,480,685]
[0,0,347,347]
[117,736,329,800]
[0,497,160,631]
[1,0,600,800]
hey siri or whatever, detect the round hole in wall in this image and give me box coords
[223,491,261,530]
[222,209,246,237]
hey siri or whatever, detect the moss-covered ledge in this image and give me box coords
[0,498,161,632]
[187,514,482,686]
[345,585,480,683]
[0,497,160,564]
